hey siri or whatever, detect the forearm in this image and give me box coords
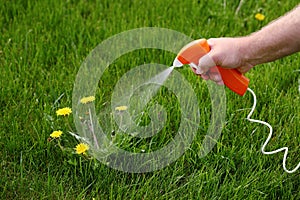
[243,4,300,66]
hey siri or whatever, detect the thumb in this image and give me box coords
[197,53,216,74]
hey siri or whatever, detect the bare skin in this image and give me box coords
[198,4,300,85]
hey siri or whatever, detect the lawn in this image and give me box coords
[1,0,300,199]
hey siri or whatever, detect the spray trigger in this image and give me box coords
[173,57,202,74]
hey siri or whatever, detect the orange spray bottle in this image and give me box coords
[173,39,249,96]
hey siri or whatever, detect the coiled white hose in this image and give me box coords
[247,88,300,173]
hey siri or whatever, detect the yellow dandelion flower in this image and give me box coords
[50,130,63,138]
[80,96,95,104]
[255,13,265,21]
[56,107,72,116]
[115,106,128,111]
[75,143,89,154]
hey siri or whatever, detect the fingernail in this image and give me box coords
[213,74,222,82]
[201,74,209,80]
[217,81,224,85]
[196,68,203,74]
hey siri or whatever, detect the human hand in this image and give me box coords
[196,37,254,85]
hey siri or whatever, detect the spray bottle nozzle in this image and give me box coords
[172,58,183,68]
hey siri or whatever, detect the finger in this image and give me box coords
[237,66,251,74]
[216,80,224,85]
[207,38,216,47]
[198,53,216,74]
[200,74,209,80]
[191,66,201,75]
[209,73,222,82]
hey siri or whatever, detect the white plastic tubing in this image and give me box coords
[246,88,300,173]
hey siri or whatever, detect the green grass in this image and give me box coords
[1,0,300,199]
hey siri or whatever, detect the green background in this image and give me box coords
[1,0,299,199]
